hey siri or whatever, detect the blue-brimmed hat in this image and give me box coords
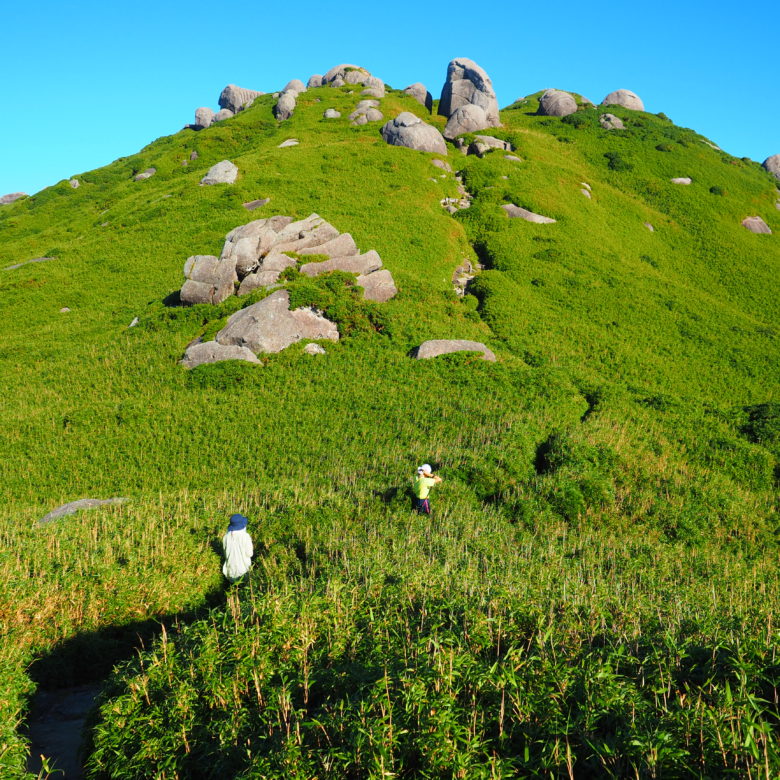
[227,513,248,531]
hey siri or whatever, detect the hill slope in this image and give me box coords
[1,75,778,777]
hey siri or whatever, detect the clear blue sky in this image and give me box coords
[1,0,777,196]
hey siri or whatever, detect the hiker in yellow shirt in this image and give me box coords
[413,464,442,515]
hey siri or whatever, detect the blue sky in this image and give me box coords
[1,0,777,196]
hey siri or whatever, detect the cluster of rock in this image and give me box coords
[179,214,397,366]
[438,58,500,140]
[194,84,264,129]
[453,134,513,157]
[349,100,383,126]
[599,113,625,130]
[308,64,385,94]
[274,79,307,121]
[0,192,27,205]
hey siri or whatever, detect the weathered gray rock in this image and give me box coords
[404,83,433,111]
[274,91,297,120]
[69,178,80,189]
[323,108,341,118]
[602,89,644,111]
[190,151,199,161]
[502,204,556,223]
[432,159,452,172]
[352,114,368,126]
[300,250,382,277]
[200,160,238,185]
[298,232,358,257]
[243,197,270,211]
[272,214,339,253]
[219,84,263,113]
[304,343,326,355]
[278,138,299,148]
[60,307,70,313]
[381,112,447,155]
[644,222,655,232]
[468,135,512,157]
[438,57,500,126]
[308,74,324,88]
[357,269,397,302]
[414,339,496,361]
[282,79,306,95]
[4,256,55,271]
[762,155,780,181]
[323,64,371,85]
[362,87,385,99]
[181,254,238,305]
[180,341,261,369]
[39,498,128,525]
[216,289,338,353]
[741,216,772,234]
[504,154,522,162]
[538,89,578,117]
[599,113,625,130]
[331,76,345,87]
[671,177,692,185]
[194,107,215,129]
[214,108,234,122]
[0,192,27,205]
[134,168,156,181]
[444,104,491,139]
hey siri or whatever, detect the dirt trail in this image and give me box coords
[25,685,100,779]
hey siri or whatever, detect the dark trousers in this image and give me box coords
[415,497,431,515]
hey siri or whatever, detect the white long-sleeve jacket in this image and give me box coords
[222,529,253,580]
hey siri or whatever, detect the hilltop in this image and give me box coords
[0,59,778,778]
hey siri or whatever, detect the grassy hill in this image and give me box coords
[1,78,778,777]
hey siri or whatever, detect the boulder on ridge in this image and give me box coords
[444,104,491,139]
[194,107,215,129]
[307,74,324,88]
[438,57,500,127]
[274,91,297,120]
[602,89,644,111]
[538,89,578,117]
[0,192,27,205]
[762,155,780,181]
[404,83,433,111]
[219,84,263,113]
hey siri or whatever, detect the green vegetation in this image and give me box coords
[0,83,778,777]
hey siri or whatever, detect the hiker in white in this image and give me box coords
[222,513,254,583]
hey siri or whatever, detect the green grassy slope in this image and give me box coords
[0,83,778,777]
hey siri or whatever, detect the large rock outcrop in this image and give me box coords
[274,90,297,121]
[602,89,644,111]
[323,64,372,85]
[180,255,238,305]
[349,100,383,125]
[538,89,578,117]
[216,289,339,353]
[413,340,496,361]
[0,192,27,205]
[219,84,263,113]
[763,155,780,181]
[438,58,500,128]
[444,104,490,140]
[381,112,447,155]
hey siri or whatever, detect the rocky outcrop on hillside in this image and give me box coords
[404,83,433,111]
[538,89,578,117]
[413,340,496,361]
[381,113,447,155]
[0,192,27,205]
[134,168,156,181]
[602,89,644,111]
[599,113,625,130]
[219,85,264,113]
[180,341,261,369]
[349,100,383,125]
[438,58,499,136]
[763,155,780,181]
